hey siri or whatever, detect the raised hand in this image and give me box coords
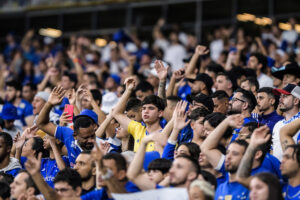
[48,86,66,106]
[99,141,110,155]
[195,45,209,56]
[25,152,42,176]
[173,68,185,80]
[154,60,168,81]
[14,132,25,149]
[226,114,244,129]
[91,141,104,164]
[142,133,156,145]
[59,112,72,126]
[68,88,76,105]
[67,45,77,60]
[124,77,136,91]
[250,125,270,148]
[173,101,190,131]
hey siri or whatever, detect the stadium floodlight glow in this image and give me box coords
[95,38,107,47]
[255,17,272,26]
[236,13,256,22]
[279,23,292,31]
[39,28,62,38]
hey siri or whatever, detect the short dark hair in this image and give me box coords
[126,98,142,112]
[135,81,154,93]
[85,72,98,82]
[141,95,166,111]
[103,153,127,171]
[23,82,37,91]
[147,158,172,174]
[204,112,233,139]
[206,63,224,75]
[90,89,102,105]
[166,96,181,104]
[189,107,211,121]
[54,168,82,190]
[250,53,268,72]
[19,170,40,195]
[0,181,10,199]
[6,80,21,91]
[235,88,257,112]
[31,137,45,158]
[0,172,14,184]
[211,90,229,100]
[177,142,201,161]
[63,71,78,86]
[216,72,237,91]
[176,155,201,175]
[257,87,279,109]
[243,77,259,91]
[201,170,217,189]
[0,132,13,150]
[74,117,94,133]
[231,139,249,152]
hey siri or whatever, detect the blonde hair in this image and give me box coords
[189,180,215,199]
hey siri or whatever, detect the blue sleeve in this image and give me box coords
[161,142,176,161]
[23,102,33,117]
[55,126,74,144]
[6,168,21,177]
[20,157,27,169]
[81,189,107,200]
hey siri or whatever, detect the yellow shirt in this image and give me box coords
[127,120,155,152]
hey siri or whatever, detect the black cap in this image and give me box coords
[187,73,213,92]
[187,93,214,112]
[272,63,300,80]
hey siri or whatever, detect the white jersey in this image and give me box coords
[272,112,300,161]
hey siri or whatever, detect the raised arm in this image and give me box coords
[185,45,209,78]
[201,114,243,168]
[155,60,168,100]
[237,125,271,188]
[112,77,135,130]
[49,136,66,170]
[36,86,66,136]
[67,46,84,85]
[95,114,114,138]
[166,69,185,97]
[280,117,300,150]
[126,134,157,190]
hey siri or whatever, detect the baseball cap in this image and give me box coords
[271,63,300,80]
[73,109,98,124]
[273,84,300,99]
[188,73,213,92]
[0,103,19,120]
[187,93,214,112]
[35,91,50,102]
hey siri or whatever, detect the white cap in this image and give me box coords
[101,92,119,114]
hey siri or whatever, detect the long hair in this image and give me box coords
[253,173,283,200]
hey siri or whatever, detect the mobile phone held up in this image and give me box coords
[64,104,74,122]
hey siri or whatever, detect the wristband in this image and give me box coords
[72,58,79,63]
[101,168,113,180]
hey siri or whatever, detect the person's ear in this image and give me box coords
[26,187,35,196]
[190,121,195,130]
[75,186,82,197]
[270,98,275,107]
[187,171,197,181]
[16,90,21,98]
[117,169,126,180]
[93,124,98,131]
[158,110,163,118]
[255,150,263,161]
[92,166,96,176]
[294,98,300,107]
[242,101,249,111]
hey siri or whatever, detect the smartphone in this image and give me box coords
[64,104,74,121]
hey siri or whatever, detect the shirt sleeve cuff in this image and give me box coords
[215,154,225,171]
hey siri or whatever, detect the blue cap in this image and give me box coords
[73,109,98,125]
[110,74,121,85]
[143,151,160,171]
[1,103,18,120]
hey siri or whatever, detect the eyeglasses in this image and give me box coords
[231,97,246,103]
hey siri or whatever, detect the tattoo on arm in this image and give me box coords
[158,80,166,99]
[238,146,256,178]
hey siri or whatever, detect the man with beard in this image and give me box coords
[272,84,300,161]
[201,115,271,200]
[256,87,283,133]
[74,151,96,195]
[36,86,99,167]
[5,80,34,127]
[228,88,257,137]
[187,73,213,96]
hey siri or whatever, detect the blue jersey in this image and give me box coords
[258,111,283,133]
[5,168,21,177]
[162,142,176,161]
[40,157,69,188]
[177,84,191,101]
[55,126,82,167]
[16,99,33,126]
[215,181,249,200]
[234,117,257,134]
[261,153,284,181]
[282,184,300,200]
[80,181,140,200]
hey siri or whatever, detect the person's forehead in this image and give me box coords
[142,104,157,108]
[103,159,117,169]
[76,153,91,162]
[257,92,268,98]
[15,172,28,182]
[54,181,71,188]
[234,92,243,98]
[228,143,245,152]
[174,157,190,166]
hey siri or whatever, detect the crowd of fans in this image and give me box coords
[0,17,299,200]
